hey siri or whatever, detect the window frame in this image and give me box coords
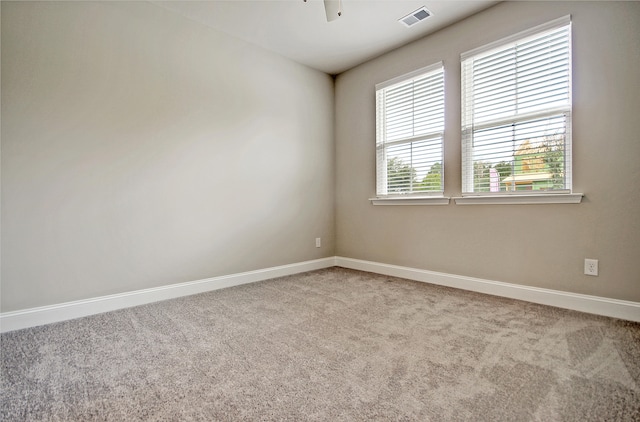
[458,16,582,204]
[372,62,447,204]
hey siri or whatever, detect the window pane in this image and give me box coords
[471,115,567,192]
[386,139,443,193]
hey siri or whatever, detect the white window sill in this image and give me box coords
[370,196,451,206]
[453,193,584,205]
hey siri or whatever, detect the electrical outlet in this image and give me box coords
[584,259,598,276]
[315,237,321,248]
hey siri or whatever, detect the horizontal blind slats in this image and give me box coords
[376,64,445,195]
[461,20,571,194]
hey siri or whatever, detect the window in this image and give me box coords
[461,16,572,196]
[375,63,444,198]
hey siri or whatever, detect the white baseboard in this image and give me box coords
[0,257,337,333]
[335,257,640,323]
[2,256,638,333]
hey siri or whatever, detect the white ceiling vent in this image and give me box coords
[399,7,431,27]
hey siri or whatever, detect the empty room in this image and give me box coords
[1,0,639,420]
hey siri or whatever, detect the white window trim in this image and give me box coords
[370,196,451,206]
[460,15,575,201]
[454,192,583,205]
[375,62,445,199]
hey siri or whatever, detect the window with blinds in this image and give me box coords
[376,63,444,197]
[461,16,572,195]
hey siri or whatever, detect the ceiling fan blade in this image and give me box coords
[324,0,342,22]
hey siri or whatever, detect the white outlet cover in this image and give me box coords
[584,259,598,276]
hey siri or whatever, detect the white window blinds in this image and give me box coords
[461,16,572,194]
[376,63,444,197]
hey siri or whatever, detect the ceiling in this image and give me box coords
[150,0,499,75]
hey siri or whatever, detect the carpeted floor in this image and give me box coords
[1,267,639,421]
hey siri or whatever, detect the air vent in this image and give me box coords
[399,7,431,27]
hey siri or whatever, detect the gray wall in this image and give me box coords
[1,1,335,312]
[335,1,640,302]
[2,1,639,314]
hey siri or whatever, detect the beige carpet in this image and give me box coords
[1,268,639,421]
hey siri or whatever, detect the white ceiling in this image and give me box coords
[151,0,499,75]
